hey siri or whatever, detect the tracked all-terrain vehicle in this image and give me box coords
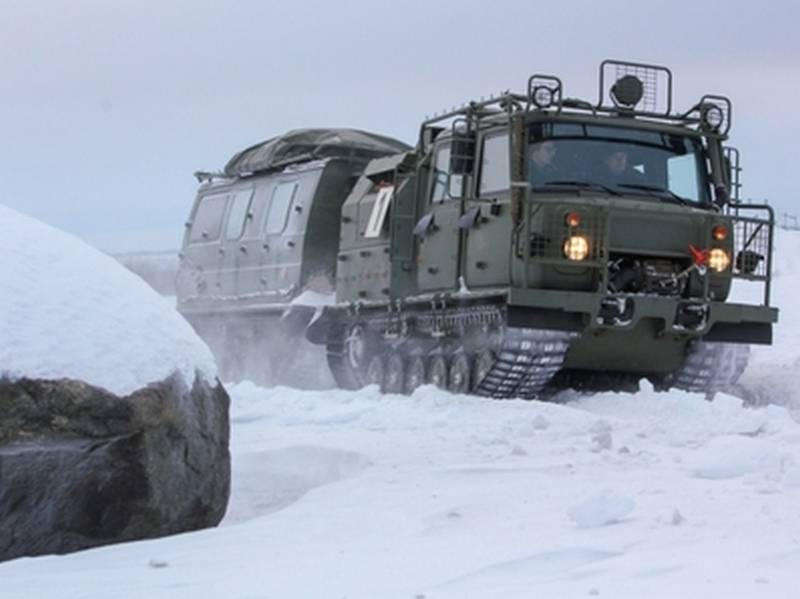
[179,60,778,398]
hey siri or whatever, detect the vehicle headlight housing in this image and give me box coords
[708,248,731,272]
[532,85,555,109]
[702,104,725,131]
[563,236,589,261]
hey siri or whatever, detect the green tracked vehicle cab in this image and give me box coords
[312,60,778,398]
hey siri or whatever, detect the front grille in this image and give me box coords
[607,255,688,296]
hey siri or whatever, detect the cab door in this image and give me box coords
[416,143,463,293]
[463,130,512,289]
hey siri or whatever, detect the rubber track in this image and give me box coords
[670,341,750,395]
[474,328,573,399]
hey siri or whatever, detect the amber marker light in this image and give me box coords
[712,225,728,241]
[563,236,589,261]
[708,248,731,272]
[565,211,582,227]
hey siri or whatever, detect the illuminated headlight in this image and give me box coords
[708,248,731,272]
[563,236,589,261]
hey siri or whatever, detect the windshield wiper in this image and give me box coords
[616,183,691,206]
[536,180,622,196]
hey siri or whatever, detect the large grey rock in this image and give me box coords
[0,374,230,562]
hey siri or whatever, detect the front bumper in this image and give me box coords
[507,288,778,344]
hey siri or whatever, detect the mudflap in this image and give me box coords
[304,306,337,345]
[280,305,317,338]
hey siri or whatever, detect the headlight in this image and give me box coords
[532,85,555,108]
[563,236,589,261]
[702,104,725,131]
[708,248,731,272]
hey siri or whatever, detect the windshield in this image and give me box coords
[528,122,710,204]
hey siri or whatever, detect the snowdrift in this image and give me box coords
[0,204,215,395]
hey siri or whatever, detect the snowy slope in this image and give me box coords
[735,228,800,406]
[1,230,799,598]
[0,204,215,395]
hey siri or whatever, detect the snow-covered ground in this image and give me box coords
[3,228,800,598]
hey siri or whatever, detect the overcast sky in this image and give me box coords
[2,0,798,251]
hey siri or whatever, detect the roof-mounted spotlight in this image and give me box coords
[610,75,644,108]
[532,85,555,109]
[701,104,725,131]
[527,75,563,112]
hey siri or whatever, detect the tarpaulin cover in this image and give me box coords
[224,128,411,177]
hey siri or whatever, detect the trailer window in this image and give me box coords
[264,181,298,234]
[225,189,254,240]
[189,193,228,243]
[479,133,509,195]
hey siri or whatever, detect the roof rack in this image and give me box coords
[417,59,734,148]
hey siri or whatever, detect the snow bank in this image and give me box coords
[0,204,216,395]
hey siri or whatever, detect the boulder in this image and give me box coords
[0,373,230,562]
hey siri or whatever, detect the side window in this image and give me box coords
[667,153,700,201]
[430,145,463,203]
[243,181,275,237]
[225,188,254,240]
[364,186,394,238]
[189,194,228,243]
[264,181,298,234]
[479,133,510,196]
[430,146,450,204]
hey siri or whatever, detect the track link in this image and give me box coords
[474,329,573,399]
[668,341,750,395]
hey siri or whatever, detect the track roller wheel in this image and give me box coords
[345,324,369,372]
[384,352,406,394]
[448,354,472,394]
[472,349,496,389]
[427,355,448,389]
[404,355,426,394]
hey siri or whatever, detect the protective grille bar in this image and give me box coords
[723,204,775,305]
